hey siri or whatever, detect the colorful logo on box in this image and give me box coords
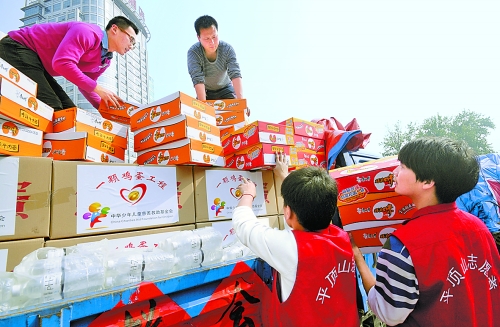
[211,197,226,216]
[102,120,113,131]
[150,107,161,122]
[83,202,110,228]
[154,128,166,143]
[373,201,396,219]
[120,183,147,205]
[374,171,396,190]
[28,97,38,111]
[1,121,19,136]
[338,185,368,203]
[158,151,170,164]
[42,141,52,157]
[305,125,314,136]
[236,156,245,170]
[101,154,109,162]
[232,135,242,150]
[213,100,226,110]
[9,68,20,82]
[243,125,257,139]
[216,115,223,126]
[379,227,397,244]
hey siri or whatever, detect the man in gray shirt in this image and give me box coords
[187,15,244,102]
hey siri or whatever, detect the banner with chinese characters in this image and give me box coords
[76,165,178,234]
[205,170,266,220]
[0,157,18,236]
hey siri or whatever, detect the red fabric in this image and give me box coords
[267,225,359,327]
[393,203,500,327]
[312,117,371,152]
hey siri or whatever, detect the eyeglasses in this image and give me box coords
[117,26,136,49]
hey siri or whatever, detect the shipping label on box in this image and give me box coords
[225,143,290,170]
[339,195,415,231]
[205,99,247,111]
[134,114,221,152]
[43,132,125,163]
[0,116,43,156]
[292,135,326,152]
[97,100,141,125]
[281,117,325,139]
[215,110,246,127]
[349,223,403,254]
[222,120,294,156]
[0,57,37,96]
[194,168,278,222]
[0,77,53,132]
[0,157,52,241]
[130,91,216,132]
[137,138,225,167]
[330,156,399,206]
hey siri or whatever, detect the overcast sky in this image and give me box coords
[1,0,499,154]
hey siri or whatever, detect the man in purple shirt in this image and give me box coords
[0,16,138,111]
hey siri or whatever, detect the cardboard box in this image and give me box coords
[137,138,225,167]
[52,107,128,148]
[0,57,37,96]
[43,132,125,162]
[130,91,216,132]
[0,238,45,272]
[338,195,415,231]
[205,98,248,112]
[0,77,53,132]
[44,225,194,249]
[225,143,290,170]
[0,156,52,241]
[133,114,221,152]
[289,148,327,168]
[50,161,195,239]
[0,116,43,157]
[193,167,278,222]
[222,120,294,156]
[349,223,403,254]
[292,135,326,153]
[329,156,400,206]
[97,100,141,125]
[219,125,235,140]
[215,110,246,127]
[281,117,325,139]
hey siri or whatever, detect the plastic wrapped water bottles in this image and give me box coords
[160,230,202,255]
[142,248,176,281]
[193,227,223,252]
[104,249,143,288]
[14,256,63,276]
[0,272,29,312]
[201,248,224,267]
[62,253,106,299]
[171,250,204,273]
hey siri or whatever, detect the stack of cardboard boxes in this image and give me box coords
[204,98,248,139]
[329,156,416,253]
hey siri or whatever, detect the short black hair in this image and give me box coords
[194,15,218,36]
[106,16,139,35]
[281,166,338,231]
[398,137,479,203]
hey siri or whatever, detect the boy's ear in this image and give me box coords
[422,180,435,190]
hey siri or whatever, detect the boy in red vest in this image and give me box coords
[233,158,359,326]
[353,137,500,326]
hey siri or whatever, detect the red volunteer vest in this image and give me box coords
[393,203,500,327]
[266,225,359,327]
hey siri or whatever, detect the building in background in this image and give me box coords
[20,0,152,162]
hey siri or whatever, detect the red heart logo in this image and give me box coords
[120,183,147,205]
[229,187,242,199]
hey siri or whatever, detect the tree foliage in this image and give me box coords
[380,109,495,156]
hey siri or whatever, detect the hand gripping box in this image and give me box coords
[222,120,294,156]
[50,161,195,239]
[0,57,37,96]
[225,143,291,170]
[193,167,278,222]
[329,156,400,206]
[52,107,129,149]
[43,132,125,163]
[281,117,326,139]
[133,114,221,153]
[0,156,52,242]
[0,77,53,132]
[136,138,225,167]
[0,117,43,157]
[130,91,216,132]
[97,100,142,125]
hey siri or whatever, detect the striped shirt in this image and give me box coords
[368,236,419,326]
[187,40,242,91]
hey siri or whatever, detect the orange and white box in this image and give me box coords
[293,134,326,153]
[225,143,290,170]
[289,148,327,169]
[43,132,125,163]
[215,110,246,127]
[133,114,221,152]
[349,223,404,254]
[0,117,43,156]
[281,117,326,140]
[97,100,141,125]
[330,156,400,206]
[52,107,128,148]
[137,138,225,167]
[205,98,248,112]
[219,125,235,141]
[0,57,38,96]
[130,91,216,132]
[222,120,294,156]
[0,77,53,132]
[339,195,415,231]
